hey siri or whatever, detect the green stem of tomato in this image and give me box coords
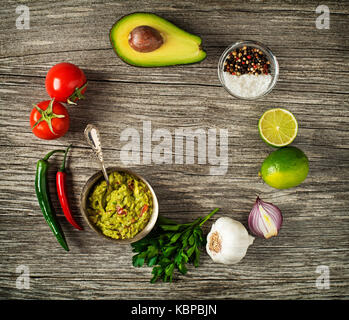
[32,99,66,135]
[67,82,88,105]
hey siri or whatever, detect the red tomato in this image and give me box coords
[45,62,87,104]
[30,99,70,140]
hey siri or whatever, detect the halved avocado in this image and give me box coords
[110,12,207,67]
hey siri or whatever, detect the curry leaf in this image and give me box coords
[186,245,196,258]
[146,245,159,258]
[178,262,188,275]
[165,263,175,276]
[181,250,189,263]
[132,255,145,267]
[150,266,163,283]
[170,232,182,243]
[148,256,158,267]
[193,247,201,268]
[131,209,219,283]
[188,234,195,246]
[160,224,182,231]
[163,245,178,257]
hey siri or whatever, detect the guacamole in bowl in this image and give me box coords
[81,169,158,242]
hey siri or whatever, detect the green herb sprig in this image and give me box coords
[131,208,219,283]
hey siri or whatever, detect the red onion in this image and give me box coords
[248,197,283,239]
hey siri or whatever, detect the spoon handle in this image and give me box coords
[84,124,109,185]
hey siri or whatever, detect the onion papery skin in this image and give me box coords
[248,197,283,239]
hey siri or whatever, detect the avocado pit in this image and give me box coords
[128,25,163,53]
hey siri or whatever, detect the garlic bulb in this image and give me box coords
[206,217,254,264]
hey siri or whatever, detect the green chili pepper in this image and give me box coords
[35,149,69,251]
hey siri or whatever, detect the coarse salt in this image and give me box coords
[223,72,272,98]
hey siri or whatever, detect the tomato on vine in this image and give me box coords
[30,99,70,140]
[45,62,87,104]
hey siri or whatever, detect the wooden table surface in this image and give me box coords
[1,0,348,300]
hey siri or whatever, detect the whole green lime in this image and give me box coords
[260,146,309,189]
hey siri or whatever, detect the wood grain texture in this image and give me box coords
[0,0,348,300]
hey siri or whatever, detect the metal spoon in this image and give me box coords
[84,124,110,187]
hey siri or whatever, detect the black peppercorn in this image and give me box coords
[224,46,270,76]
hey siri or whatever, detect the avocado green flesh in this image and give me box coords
[110,12,206,67]
[260,147,309,189]
[87,171,153,239]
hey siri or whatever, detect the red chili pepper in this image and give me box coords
[140,204,149,217]
[56,145,83,230]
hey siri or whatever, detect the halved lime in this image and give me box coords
[258,108,298,147]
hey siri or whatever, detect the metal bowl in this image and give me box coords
[80,167,159,244]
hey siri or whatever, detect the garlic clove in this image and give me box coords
[206,217,254,265]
